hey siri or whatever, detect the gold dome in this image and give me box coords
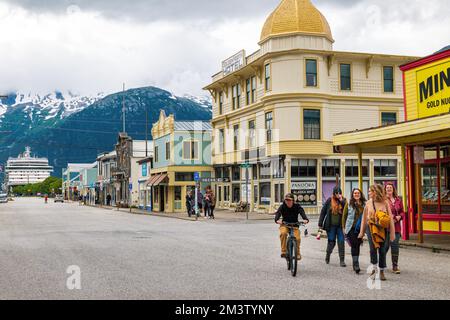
[260,0,334,43]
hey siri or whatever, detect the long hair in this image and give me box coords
[350,188,367,209]
[331,194,343,215]
[384,182,398,199]
[370,184,386,203]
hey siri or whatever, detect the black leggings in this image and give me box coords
[347,228,362,257]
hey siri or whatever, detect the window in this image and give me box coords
[223,166,230,179]
[232,184,240,203]
[219,129,225,153]
[218,186,222,202]
[251,76,257,103]
[253,184,258,204]
[259,162,271,180]
[383,66,394,93]
[252,164,258,180]
[232,166,241,181]
[154,146,159,163]
[382,112,397,126]
[219,92,223,115]
[183,141,199,160]
[175,172,195,181]
[232,84,241,110]
[340,64,351,91]
[345,159,369,177]
[275,183,285,203]
[291,159,317,178]
[154,187,159,204]
[272,160,285,179]
[374,160,397,177]
[246,79,251,105]
[265,64,271,91]
[304,109,321,140]
[224,186,230,202]
[165,142,170,161]
[306,59,318,87]
[260,182,271,205]
[174,186,182,201]
[233,124,239,151]
[215,167,223,179]
[322,159,341,177]
[248,120,256,148]
[265,112,273,142]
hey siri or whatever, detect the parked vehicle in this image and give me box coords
[54,195,64,203]
[0,193,8,203]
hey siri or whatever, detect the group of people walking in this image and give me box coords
[318,183,405,280]
[185,186,216,219]
[276,182,405,281]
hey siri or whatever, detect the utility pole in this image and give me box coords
[145,109,148,157]
[122,83,126,133]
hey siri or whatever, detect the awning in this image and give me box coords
[146,173,168,187]
[153,173,168,186]
[333,112,450,153]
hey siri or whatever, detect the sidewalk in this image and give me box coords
[87,204,276,222]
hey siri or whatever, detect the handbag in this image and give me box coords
[372,201,391,229]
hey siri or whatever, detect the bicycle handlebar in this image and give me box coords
[282,222,306,227]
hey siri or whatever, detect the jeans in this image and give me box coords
[327,225,345,243]
[366,226,388,270]
[208,205,215,218]
[386,232,401,267]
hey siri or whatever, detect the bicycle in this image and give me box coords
[283,222,306,277]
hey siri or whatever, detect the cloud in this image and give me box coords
[0,0,448,97]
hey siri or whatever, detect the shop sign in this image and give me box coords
[416,59,450,118]
[222,50,246,76]
[291,181,317,206]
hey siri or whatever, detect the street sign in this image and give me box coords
[194,172,200,182]
[240,162,251,168]
[200,177,230,183]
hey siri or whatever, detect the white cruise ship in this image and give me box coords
[5,147,54,186]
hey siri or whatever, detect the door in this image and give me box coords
[160,186,165,212]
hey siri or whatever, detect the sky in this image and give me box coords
[0,0,449,97]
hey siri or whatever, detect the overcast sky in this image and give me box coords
[0,0,449,97]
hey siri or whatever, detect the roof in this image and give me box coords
[260,0,333,43]
[400,46,450,71]
[174,121,212,131]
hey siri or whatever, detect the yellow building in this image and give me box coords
[204,0,418,214]
[334,46,450,241]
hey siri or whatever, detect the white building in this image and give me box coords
[5,147,53,187]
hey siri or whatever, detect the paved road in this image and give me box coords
[0,198,449,300]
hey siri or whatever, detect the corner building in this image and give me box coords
[204,0,418,214]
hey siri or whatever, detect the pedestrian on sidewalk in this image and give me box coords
[186,190,194,217]
[106,194,112,206]
[342,188,366,274]
[358,184,396,281]
[197,189,203,217]
[205,186,216,219]
[385,183,405,274]
[319,186,347,267]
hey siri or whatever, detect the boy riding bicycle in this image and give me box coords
[275,193,310,260]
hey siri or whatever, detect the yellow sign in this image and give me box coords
[416,59,450,118]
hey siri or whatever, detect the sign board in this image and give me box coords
[200,177,230,183]
[194,172,200,182]
[291,181,317,206]
[222,50,246,76]
[414,146,425,164]
[129,183,133,191]
[240,162,251,168]
[416,59,450,118]
[142,163,148,177]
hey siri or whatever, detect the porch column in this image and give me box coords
[358,148,363,191]
[401,145,409,240]
[414,163,424,244]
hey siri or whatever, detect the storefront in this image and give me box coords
[333,47,450,242]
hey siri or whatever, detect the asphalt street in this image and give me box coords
[0,197,449,300]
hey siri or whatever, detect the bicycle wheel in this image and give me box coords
[286,238,291,271]
[291,238,297,277]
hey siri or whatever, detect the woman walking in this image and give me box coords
[385,183,405,274]
[319,186,348,267]
[358,184,395,281]
[342,188,366,274]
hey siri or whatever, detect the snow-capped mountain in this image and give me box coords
[0,91,105,121]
